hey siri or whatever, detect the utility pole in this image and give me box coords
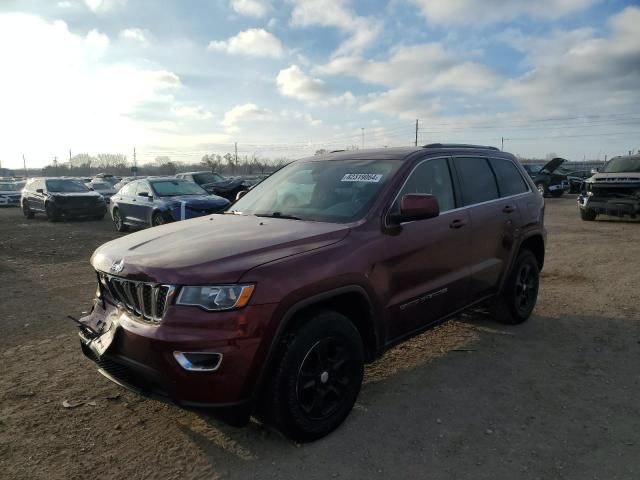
[69,149,72,172]
[415,119,419,146]
[501,137,504,151]
[361,128,364,149]
[133,147,137,178]
[23,154,27,177]
[234,142,238,174]
[53,156,58,176]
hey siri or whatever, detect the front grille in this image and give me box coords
[98,273,175,322]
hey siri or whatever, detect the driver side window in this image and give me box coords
[394,158,456,213]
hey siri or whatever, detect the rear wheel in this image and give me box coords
[112,208,129,232]
[261,310,364,442]
[580,209,597,221]
[22,202,34,219]
[492,250,539,325]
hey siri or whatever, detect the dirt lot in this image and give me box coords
[1,197,639,480]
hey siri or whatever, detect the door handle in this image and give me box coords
[502,205,515,213]
[449,218,467,229]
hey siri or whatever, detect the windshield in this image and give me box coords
[194,173,224,185]
[151,180,208,196]
[91,181,113,189]
[231,159,401,223]
[0,183,21,191]
[46,179,89,193]
[602,156,640,173]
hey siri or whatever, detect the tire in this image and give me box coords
[112,208,129,232]
[580,209,597,221]
[45,202,59,222]
[535,182,547,197]
[151,211,170,227]
[492,250,540,325]
[261,310,364,442]
[22,202,34,219]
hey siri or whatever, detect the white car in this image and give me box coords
[0,181,22,207]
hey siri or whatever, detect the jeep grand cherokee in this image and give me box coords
[76,144,546,441]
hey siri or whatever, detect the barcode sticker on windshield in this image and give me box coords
[341,173,383,183]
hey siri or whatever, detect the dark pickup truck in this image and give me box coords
[578,154,640,220]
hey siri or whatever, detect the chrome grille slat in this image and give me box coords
[98,273,174,323]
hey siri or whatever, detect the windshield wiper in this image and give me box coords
[254,212,303,220]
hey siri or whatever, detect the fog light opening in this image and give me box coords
[173,351,223,372]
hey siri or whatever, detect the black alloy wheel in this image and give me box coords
[296,337,352,420]
[152,211,169,227]
[492,249,539,324]
[261,310,364,442]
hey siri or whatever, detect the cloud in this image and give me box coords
[0,13,220,164]
[119,28,152,46]
[281,109,323,126]
[407,0,598,25]
[208,28,284,57]
[222,103,274,131]
[502,6,640,115]
[84,0,126,13]
[289,0,381,56]
[276,65,329,102]
[230,0,270,18]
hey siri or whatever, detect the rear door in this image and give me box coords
[383,156,472,340]
[452,156,522,300]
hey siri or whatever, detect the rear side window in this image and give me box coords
[120,183,135,196]
[453,157,499,206]
[489,158,528,197]
[394,158,456,212]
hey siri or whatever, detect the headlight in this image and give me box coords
[176,284,255,311]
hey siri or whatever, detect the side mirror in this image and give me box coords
[391,194,440,224]
[235,190,249,201]
[36,188,43,193]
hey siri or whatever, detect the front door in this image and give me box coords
[382,157,471,340]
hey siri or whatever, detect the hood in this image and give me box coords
[586,172,640,184]
[91,214,350,284]
[540,157,565,174]
[166,194,229,207]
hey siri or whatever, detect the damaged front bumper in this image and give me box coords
[578,183,640,218]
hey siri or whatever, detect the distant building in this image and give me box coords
[0,167,15,178]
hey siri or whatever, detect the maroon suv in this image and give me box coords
[77,144,545,441]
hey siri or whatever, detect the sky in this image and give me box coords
[0,0,639,169]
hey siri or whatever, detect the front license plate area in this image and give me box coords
[90,322,119,357]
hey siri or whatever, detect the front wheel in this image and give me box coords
[492,250,540,324]
[261,310,364,442]
[45,203,59,222]
[580,209,597,221]
[22,202,34,219]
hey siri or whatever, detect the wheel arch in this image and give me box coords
[518,234,545,271]
[251,285,379,402]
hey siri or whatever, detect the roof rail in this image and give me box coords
[422,143,500,151]
[329,149,346,153]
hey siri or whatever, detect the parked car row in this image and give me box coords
[0,179,24,207]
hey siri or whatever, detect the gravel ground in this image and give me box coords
[0,196,639,480]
